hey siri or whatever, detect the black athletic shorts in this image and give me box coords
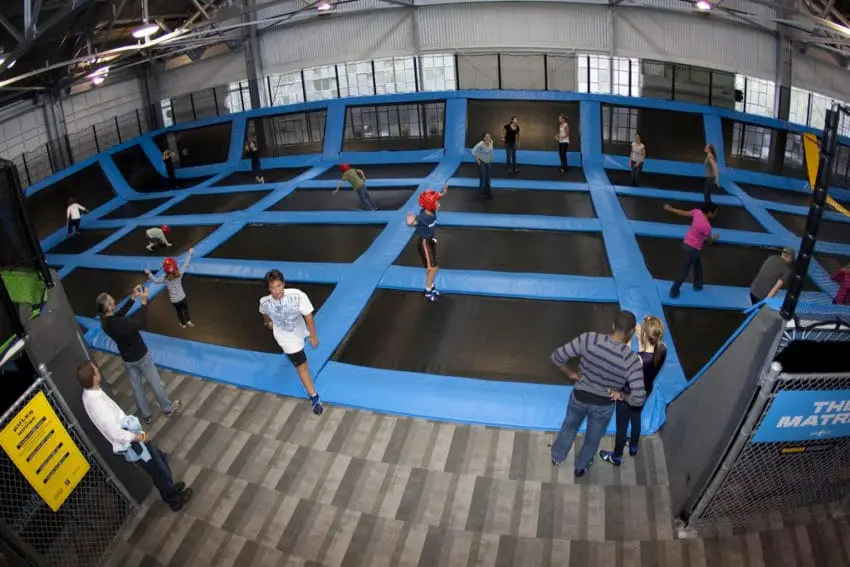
[417,237,438,268]
[286,350,307,367]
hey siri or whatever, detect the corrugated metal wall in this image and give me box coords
[792,51,850,102]
[61,78,145,133]
[0,101,49,159]
[159,51,247,98]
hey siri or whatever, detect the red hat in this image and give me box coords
[339,163,351,172]
[418,190,441,212]
[163,257,178,274]
[160,224,170,234]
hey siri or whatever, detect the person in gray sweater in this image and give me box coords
[144,248,194,328]
[471,132,494,200]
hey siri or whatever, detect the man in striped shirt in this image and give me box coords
[550,310,645,477]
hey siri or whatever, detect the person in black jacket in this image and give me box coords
[600,315,667,465]
[96,285,181,424]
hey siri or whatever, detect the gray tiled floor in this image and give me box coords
[94,352,850,567]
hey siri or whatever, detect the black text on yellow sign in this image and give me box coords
[0,392,89,512]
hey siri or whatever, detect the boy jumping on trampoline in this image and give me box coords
[66,198,89,237]
[144,248,194,328]
[259,269,324,415]
[406,184,449,302]
[335,164,377,211]
[145,225,173,252]
[663,202,719,298]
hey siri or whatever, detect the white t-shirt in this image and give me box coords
[558,124,570,144]
[259,288,314,353]
[67,203,85,220]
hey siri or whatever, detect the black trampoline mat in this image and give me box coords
[465,100,582,150]
[618,196,765,233]
[453,163,586,183]
[61,268,148,319]
[46,229,119,254]
[269,188,415,211]
[132,175,213,192]
[100,199,171,220]
[394,227,611,276]
[211,168,308,187]
[606,170,722,194]
[160,191,271,216]
[664,306,747,380]
[602,106,706,162]
[440,188,596,218]
[771,211,850,245]
[315,163,437,180]
[334,290,619,384]
[97,225,220,257]
[141,276,334,353]
[638,236,818,290]
[737,183,812,208]
[206,223,385,263]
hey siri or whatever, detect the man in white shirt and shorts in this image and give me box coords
[259,269,324,415]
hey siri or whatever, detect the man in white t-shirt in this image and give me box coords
[66,198,89,237]
[259,269,324,415]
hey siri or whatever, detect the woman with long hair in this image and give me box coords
[703,143,719,202]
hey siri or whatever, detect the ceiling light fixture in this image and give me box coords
[7,59,16,69]
[695,0,712,10]
[92,76,106,85]
[316,2,333,11]
[132,22,160,39]
[87,66,110,78]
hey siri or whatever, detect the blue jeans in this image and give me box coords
[505,143,517,171]
[124,352,174,419]
[357,186,377,211]
[551,393,615,470]
[478,162,492,196]
[670,243,703,296]
[135,441,182,507]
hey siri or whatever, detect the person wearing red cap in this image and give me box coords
[335,164,377,211]
[144,248,194,328]
[405,184,448,301]
[145,225,173,252]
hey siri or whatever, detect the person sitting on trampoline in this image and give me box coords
[832,262,850,305]
[335,163,377,211]
[244,141,265,183]
[599,315,667,466]
[406,184,449,302]
[259,269,324,415]
[471,132,494,199]
[550,310,646,477]
[145,225,173,252]
[664,202,719,298]
[749,247,794,304]
[144,248,194,328]
[66,198,89,237]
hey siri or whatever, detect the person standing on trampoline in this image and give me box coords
[144,248,195,328]
[471,132,494,199]
[629,134,646,186]
[145,225,173,252]
[550,310,645,477]
[555,115,570,173]
[335,164,377,211]
[502,116,520,175]
[162,149,177,188]
[664,202,719,298]
[66,198,89,237]
[703,144,720,202]
[259,269,324,415]
[244,141,265,184]
[600,315,667,466]
[749,247,794,304]
[406,184,449,302]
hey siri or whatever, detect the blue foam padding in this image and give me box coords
[322,102,345,161]
[703,114,726,169]
[38,198,136,253]
[228,116,247,164]
[77,316,97,330]
[298,179,422,189]
[380,266,619,301]
[656,281,756,309]
[437,212,600,232]
[612,185,740,205]
[257,154,323,170]
[139,136,166,175]
[98,155,135,198]
[460,150,581,167]
[444,98,467,156]
[601,155,706,178]
[447,178,589,192]
[729,169,806,190]
[25,154,102,197]
[629,221,787,247]
[338,149,445,163]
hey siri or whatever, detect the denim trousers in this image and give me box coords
[123,352,173,419]
[478,162,492,196]
[135,441,182,506]
[357,186,378,211]
[551,393,615,470]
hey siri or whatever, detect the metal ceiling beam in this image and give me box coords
[28,0,44,38]
[0,12,24,44]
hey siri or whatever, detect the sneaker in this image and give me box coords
[170,487,193,511]
[143,416,153,425]
[180,324,186,329]
[175,481,186,492]
[165,400,182,417]
[599,450,622,466]
[310,394,323,416]
[629,444,638,457]
[574,467,588,478]
[187,321,195,328]
[551,458,560,467]
[145,245,154,252]
[430,288,440,297]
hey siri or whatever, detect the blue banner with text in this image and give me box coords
[752,389,850,443]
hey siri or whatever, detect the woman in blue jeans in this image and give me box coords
[471,132,494,199]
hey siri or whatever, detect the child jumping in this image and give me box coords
[335,164,377,211]
[66,198,89,237]
[406,184,449,302]
[259,269,324,415]
[145,225,173,252]
[144,248,194,328]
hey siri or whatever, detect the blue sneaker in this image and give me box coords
[629,444,638,457]
[574,467,588,477]
[599,450,622,466]
[310,394,323,415]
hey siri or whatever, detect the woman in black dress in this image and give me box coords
[244,141,264,183]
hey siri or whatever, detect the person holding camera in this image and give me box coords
[96,285,181,424]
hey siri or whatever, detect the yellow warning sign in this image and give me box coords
[0,391,90,512]
[802,133,820,191]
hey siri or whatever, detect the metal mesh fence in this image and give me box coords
[690,372,850,533]
[0,381,136,567]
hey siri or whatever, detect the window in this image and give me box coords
[611,57,640,97]
[735,76,776,118]
[578,54,612,94]
[303,65,339,101]
[602,105,638,144]
[224,80,251,113]
[160,98,173,128]
[420,54,456,91]
[788,88,810,127]
[374,57,417,94]
[731,123,771,161]
[338,61,375,98]
[247,110,327,157]
[267,71,304,107]
[342,102,445,151]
